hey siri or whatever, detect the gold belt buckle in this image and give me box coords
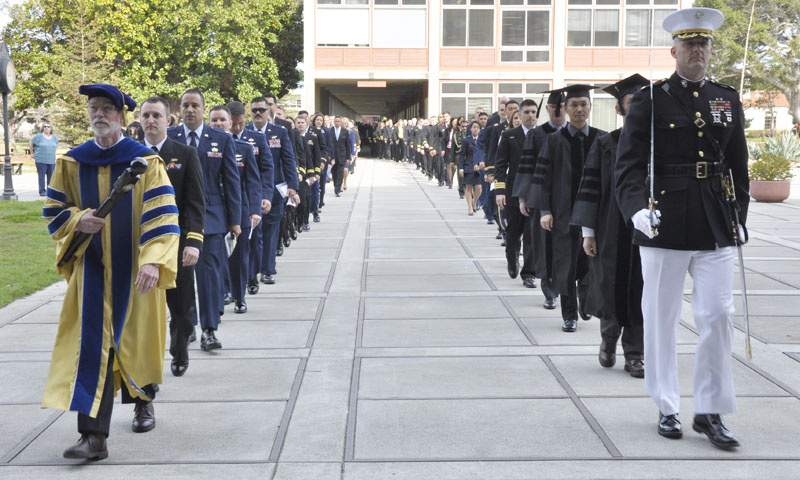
[696,161,709,179]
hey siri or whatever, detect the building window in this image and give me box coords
[567,1,620,47]
[500,6,550,62]
[374,7,427,47]
[624,0,677,47]
[441,82,494,118]
[765,112,777,131]
[443,0,494,47]
[317,6,371,46]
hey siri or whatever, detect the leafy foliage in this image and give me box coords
[1,0,303,142]
[748,133,799,180]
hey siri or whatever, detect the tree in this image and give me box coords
[1,0,304,141]
[695,0,800,125]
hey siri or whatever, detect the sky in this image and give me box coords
[0,0,24,31]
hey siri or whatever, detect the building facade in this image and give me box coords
[304,0,689,130]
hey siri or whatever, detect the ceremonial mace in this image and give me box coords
[57,157,149,267]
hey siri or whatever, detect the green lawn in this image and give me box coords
[0,200,63,308]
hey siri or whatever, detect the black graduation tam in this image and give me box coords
[602,74,650,99]
[78,83,137,111]
[539,85,596,115]
[546,90,564,106]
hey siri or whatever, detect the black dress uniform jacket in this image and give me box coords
[615,73,749,250]
[494,125,526,207]
[159,137,206,250]
[571,129,643,325]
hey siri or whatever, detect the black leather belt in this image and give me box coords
[655,161,724,179]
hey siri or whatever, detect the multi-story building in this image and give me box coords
[303,0,690,130]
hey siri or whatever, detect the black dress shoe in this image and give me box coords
[487,219,495,225]
[543,298,557,310]
[261,275,275,285]
[335,192,341,197]
[319,201,325,208]
[247,278,259,295]
[501,240,506,246]
[507,256,519,279]
[599,339,616,368]
[171,358,188,377]
[459,194,465,199]
[200,329,222,351]
[132,402,155,433]
[693,414,739,448]
[234,300,247,314]
[188,329,197,343]
[283,236,291,248]
[562,319,577,332]
[523,277,537,288]
[625,358,645,378]
[495,232,503,240]
[313,213,320,222]
[276,246,284,256]
[223,293,233,306]
[303,224,311,231]
[659,412,683,438]
[63,433,108,460]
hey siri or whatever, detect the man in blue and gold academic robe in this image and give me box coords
[42,83,179,460]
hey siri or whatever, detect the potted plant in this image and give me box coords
[748,133,799,202]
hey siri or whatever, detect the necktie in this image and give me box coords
[189,131,198,149]
[152,145,159,154]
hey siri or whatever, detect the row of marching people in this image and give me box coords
[40,82,360,460]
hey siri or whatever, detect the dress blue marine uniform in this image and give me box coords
[168,124,240,332]
[245,122,298,281]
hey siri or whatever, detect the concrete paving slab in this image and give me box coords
[10,302,64,324]
[155,358,300,402]
[358,356,565,399]
[343,460,800,480]
[549,354,788,397]
[0,406,56,460]
[220,296,320,321]
[733,294,800,317]
[0,361,50,404]
[584,396,800,459]
[353,398,610,460]
[364,296,507,319]
[369,227,453,238]
[196,321,312,350]
[743,259,800,273]
[273,462,342,480]
[367,237,460,248]
[0,464,276,480]
[733,315,800,344]
[361,318,532,347]
[368,246,468,259]
[366,274,490,292]
[13,401,285,463]
[243,275,328,294]
[272,261,334,277]
[524,317,699,346]
[366,260,479,276]
[0,324,58,352]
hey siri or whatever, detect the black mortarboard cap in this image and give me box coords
[539,85,596,116]
[78,83,137,111]
[602,74,650,100]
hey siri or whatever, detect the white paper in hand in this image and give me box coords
[276,182,289,198]
[248,218,256,240]
[224,232,237,257]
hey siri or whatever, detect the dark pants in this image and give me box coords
[309,177,320,214]
[195,233,224,331]
[166,238,196,363]
[77,351,157,437]
[35,162,55,196]
[319,166,329,207]
[297,180,310,227]
[261,189,285,276]
[504,205,535,280]
[601,314,644,360]
[228,226,251,302]
[332,163,345,194]
[560,250,590,321]
[249,220,263,281]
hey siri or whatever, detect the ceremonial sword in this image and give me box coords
[648,40,658,236]
[723,170,752,360]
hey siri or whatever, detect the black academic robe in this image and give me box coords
[531,125,604,296]
[570,129,643,327]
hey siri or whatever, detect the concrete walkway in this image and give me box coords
[1,158,799,479]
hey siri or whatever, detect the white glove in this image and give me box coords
[632,208,661,239]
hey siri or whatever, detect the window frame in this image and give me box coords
[566,0,621,48]
[442,0,496,48]
[440,81,496,119]
[499,4,552,63]
[622,0,678,48]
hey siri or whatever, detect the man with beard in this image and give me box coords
[43,84,179,460]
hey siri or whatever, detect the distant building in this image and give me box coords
[304,0,689,130]
[742,91,796,134]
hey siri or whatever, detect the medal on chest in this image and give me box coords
[709,98,733,125]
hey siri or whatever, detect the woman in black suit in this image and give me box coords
[458,120,483,215]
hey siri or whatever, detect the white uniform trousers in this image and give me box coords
[639,246,737,416]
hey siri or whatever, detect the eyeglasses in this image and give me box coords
[251,108,267,114]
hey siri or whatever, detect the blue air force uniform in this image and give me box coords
[167,124,241,331]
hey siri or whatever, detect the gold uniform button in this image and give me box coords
[698,131,704,137]
[670,123,675,129]
[695,112,702,117]
[723,122,728,127]
[660,190,666,195]
[693,91,699,98]
[699,151,705,157]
